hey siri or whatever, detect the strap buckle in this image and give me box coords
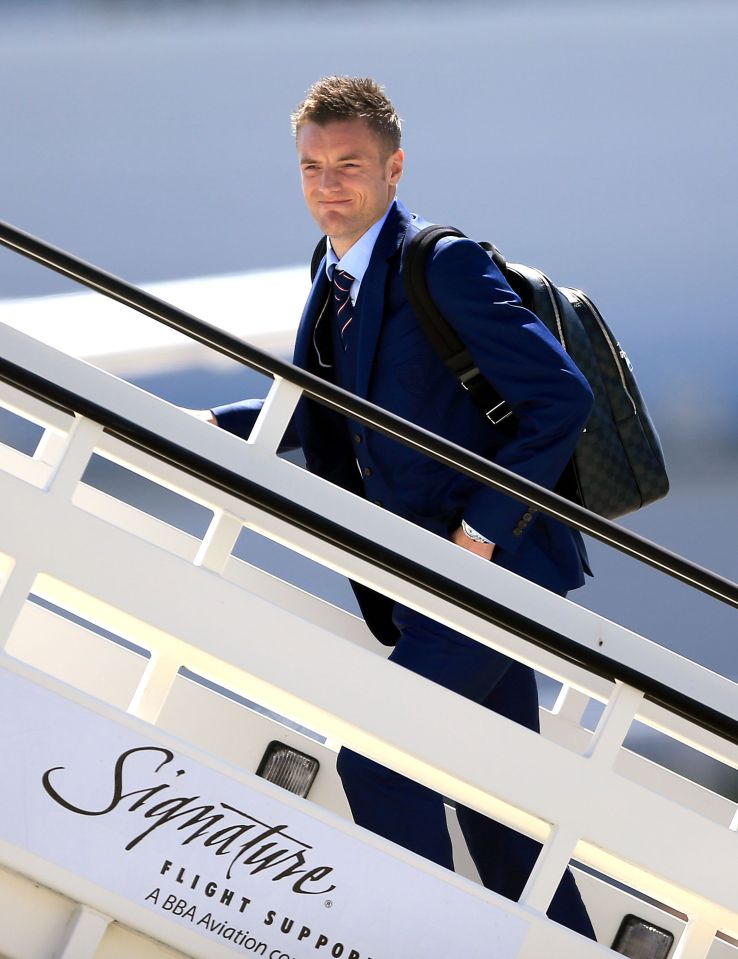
[458,365,514,427]
[486,400,514,426]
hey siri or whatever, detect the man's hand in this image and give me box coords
[450,525,495,561]
[183,408,218,426]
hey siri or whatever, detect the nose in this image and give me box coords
[319,166,340,191]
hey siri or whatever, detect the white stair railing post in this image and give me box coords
[0,416,104,649]
[519,683,644,916]
[126,649,181,725]
[0,558,37,649]
[45,416,103,501]
[518,824,580,916]
[33,426,68,467]
[194,510,243,574]
[585,682,644,768]
[551,684,590,725]
[0,417,103,649]
[52,905,111,959]
[247,376,303,454]
[672,917,717,959]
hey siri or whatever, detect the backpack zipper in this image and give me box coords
[534,268,567,348]
[567,288,637,415]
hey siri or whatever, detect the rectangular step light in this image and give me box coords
[256,741,320,798]
[612,914,674,959]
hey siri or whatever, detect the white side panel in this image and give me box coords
[0,665,530,959]
[0,865,76,959]
[7,602,147,710]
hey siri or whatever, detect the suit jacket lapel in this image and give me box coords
[354,199,413,399]
[293,263,331,373]
[295,200,414,395]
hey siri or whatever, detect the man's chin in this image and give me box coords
[315,210,353,236]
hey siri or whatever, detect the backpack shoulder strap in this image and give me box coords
[402,225,514,428]
[403,225,467,373]
[310,236,327,282]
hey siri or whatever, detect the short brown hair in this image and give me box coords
[292,76,402,152]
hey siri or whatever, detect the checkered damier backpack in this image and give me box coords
[402,226,669,520]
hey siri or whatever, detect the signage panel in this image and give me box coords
[0,669,528,958]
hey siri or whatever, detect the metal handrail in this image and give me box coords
[1,217,737,618]
[0,351,736,747]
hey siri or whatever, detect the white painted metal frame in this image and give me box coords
[0,321,737,959]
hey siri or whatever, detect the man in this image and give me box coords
[199,76,595,939]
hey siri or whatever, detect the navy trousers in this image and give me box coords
[336,604,596,940]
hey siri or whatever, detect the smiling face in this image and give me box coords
[297,118,404,259]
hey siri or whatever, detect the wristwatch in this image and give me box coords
[461,519,493,544]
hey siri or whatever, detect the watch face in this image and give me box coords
[462,521,488,543]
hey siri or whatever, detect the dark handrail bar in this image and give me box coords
[1,218,737,614]
[0,354,736,747]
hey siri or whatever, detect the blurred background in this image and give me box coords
[1,0,736,786]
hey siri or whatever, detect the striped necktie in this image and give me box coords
[332,269,355,350]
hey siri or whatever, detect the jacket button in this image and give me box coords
[354,434,362,444]
[513,529,523,537]
[523,512,533,522]
[363,466,373,477]
[374,499,383,507]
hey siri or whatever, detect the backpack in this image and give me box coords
[309,228,669,520]
[402,225,669,519]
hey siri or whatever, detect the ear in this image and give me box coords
[388,148,404,185]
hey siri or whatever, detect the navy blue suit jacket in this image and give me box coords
[215,200,593,643]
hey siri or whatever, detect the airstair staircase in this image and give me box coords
[0,221,736,959]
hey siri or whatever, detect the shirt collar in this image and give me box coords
[324,198,396,298]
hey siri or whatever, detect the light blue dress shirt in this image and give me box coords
[324,199,396,303]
